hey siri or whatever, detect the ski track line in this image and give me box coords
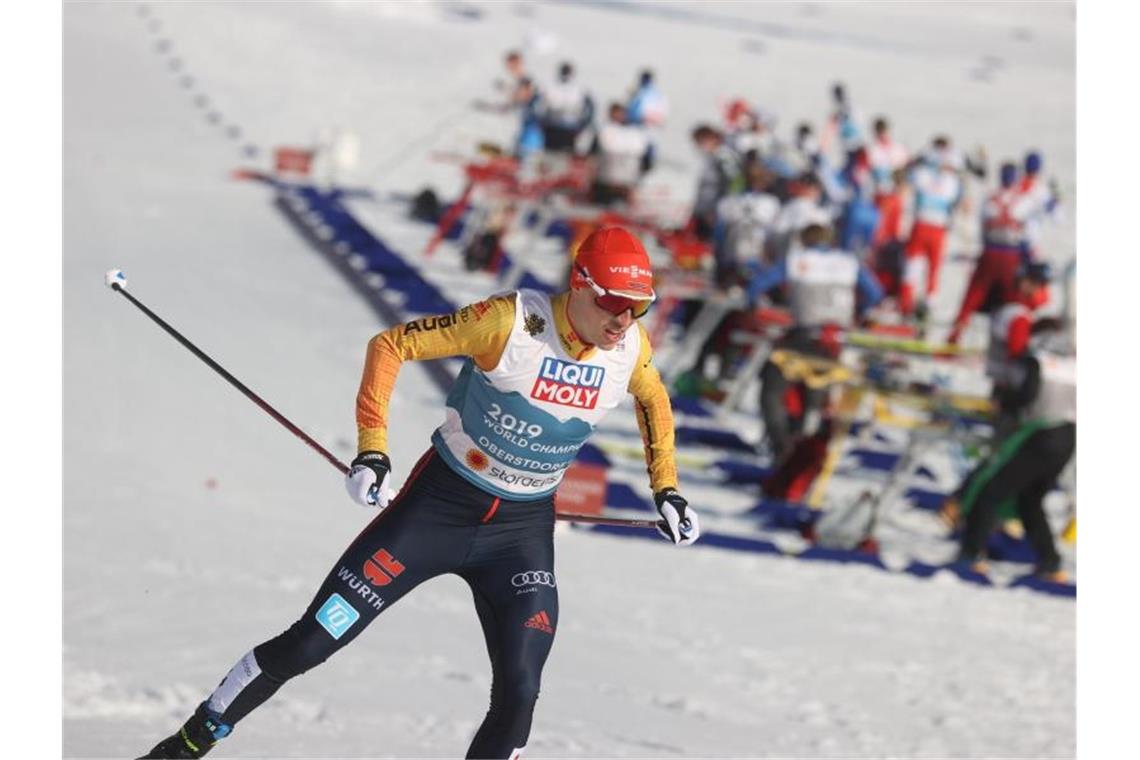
[134,4,261,161]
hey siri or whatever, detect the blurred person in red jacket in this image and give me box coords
[948,161,1034,343]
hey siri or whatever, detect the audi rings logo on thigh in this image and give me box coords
[511,570,556,589]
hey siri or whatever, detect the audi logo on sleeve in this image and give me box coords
[511,571,556,590]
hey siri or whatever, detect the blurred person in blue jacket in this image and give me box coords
[837,146,880,257]
[626,68,668,127]
[513,77,544,158]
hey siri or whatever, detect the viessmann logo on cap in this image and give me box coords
[609,265,652,279]
[606,264,653,293]
[531,357,606,409]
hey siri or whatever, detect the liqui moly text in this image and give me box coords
[530,357,606,409]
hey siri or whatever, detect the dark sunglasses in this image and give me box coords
[577,265,655,318]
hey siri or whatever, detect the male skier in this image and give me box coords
[141,226,700,759]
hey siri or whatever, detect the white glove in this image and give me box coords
[345,451,394,509]
[654,488,700,547]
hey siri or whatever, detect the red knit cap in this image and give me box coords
[571,226,654,298]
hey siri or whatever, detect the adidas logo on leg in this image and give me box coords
[523,610,554,634]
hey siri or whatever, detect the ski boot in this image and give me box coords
[952,546,991,577]
[138,702,231,759]
[1035,567,1070,584]
[1033,558,1070,584]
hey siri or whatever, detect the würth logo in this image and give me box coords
[530,357,605,409]
[363,548,405,587]
[524,610,554,634]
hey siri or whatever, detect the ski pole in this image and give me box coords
[105,270,348,474]
[104,270,657,529]
[557,514,660,529]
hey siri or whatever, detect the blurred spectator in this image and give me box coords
[512,77,545,158]
[984,262,1055,425]
[948,161,1034,342]
[588,102,652,207]
[626,68,668,127]
[713,160,782,283]
[790,121,823,175]
[624,68,665,183]
[673,161,782,400]
[746,223,883,492]
[867,116,909,247]
[900,136,963,315]
[768,172,834,261]
[949,262,1073,581]
[1017,150,1061,259]
[539,61,595,154]
[689,124,741,241]
[823,82,864,165]
[724,100,780,164]
[837,146,880,256]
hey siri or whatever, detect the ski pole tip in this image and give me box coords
[105,269,128,290]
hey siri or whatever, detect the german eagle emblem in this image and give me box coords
[524,313,546,336]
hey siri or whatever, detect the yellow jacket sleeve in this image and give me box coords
[627,322,678,493]
[356,295,516,453]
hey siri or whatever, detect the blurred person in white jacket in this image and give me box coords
[713,160,782,282]
[900,136,963,315]
[769,172,835,261]
[588,102,653,206]
[539,61,595,154]
[867,116,909,247]
[1017,150,1061,259]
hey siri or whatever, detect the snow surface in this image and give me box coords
[64,2,1074,757]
